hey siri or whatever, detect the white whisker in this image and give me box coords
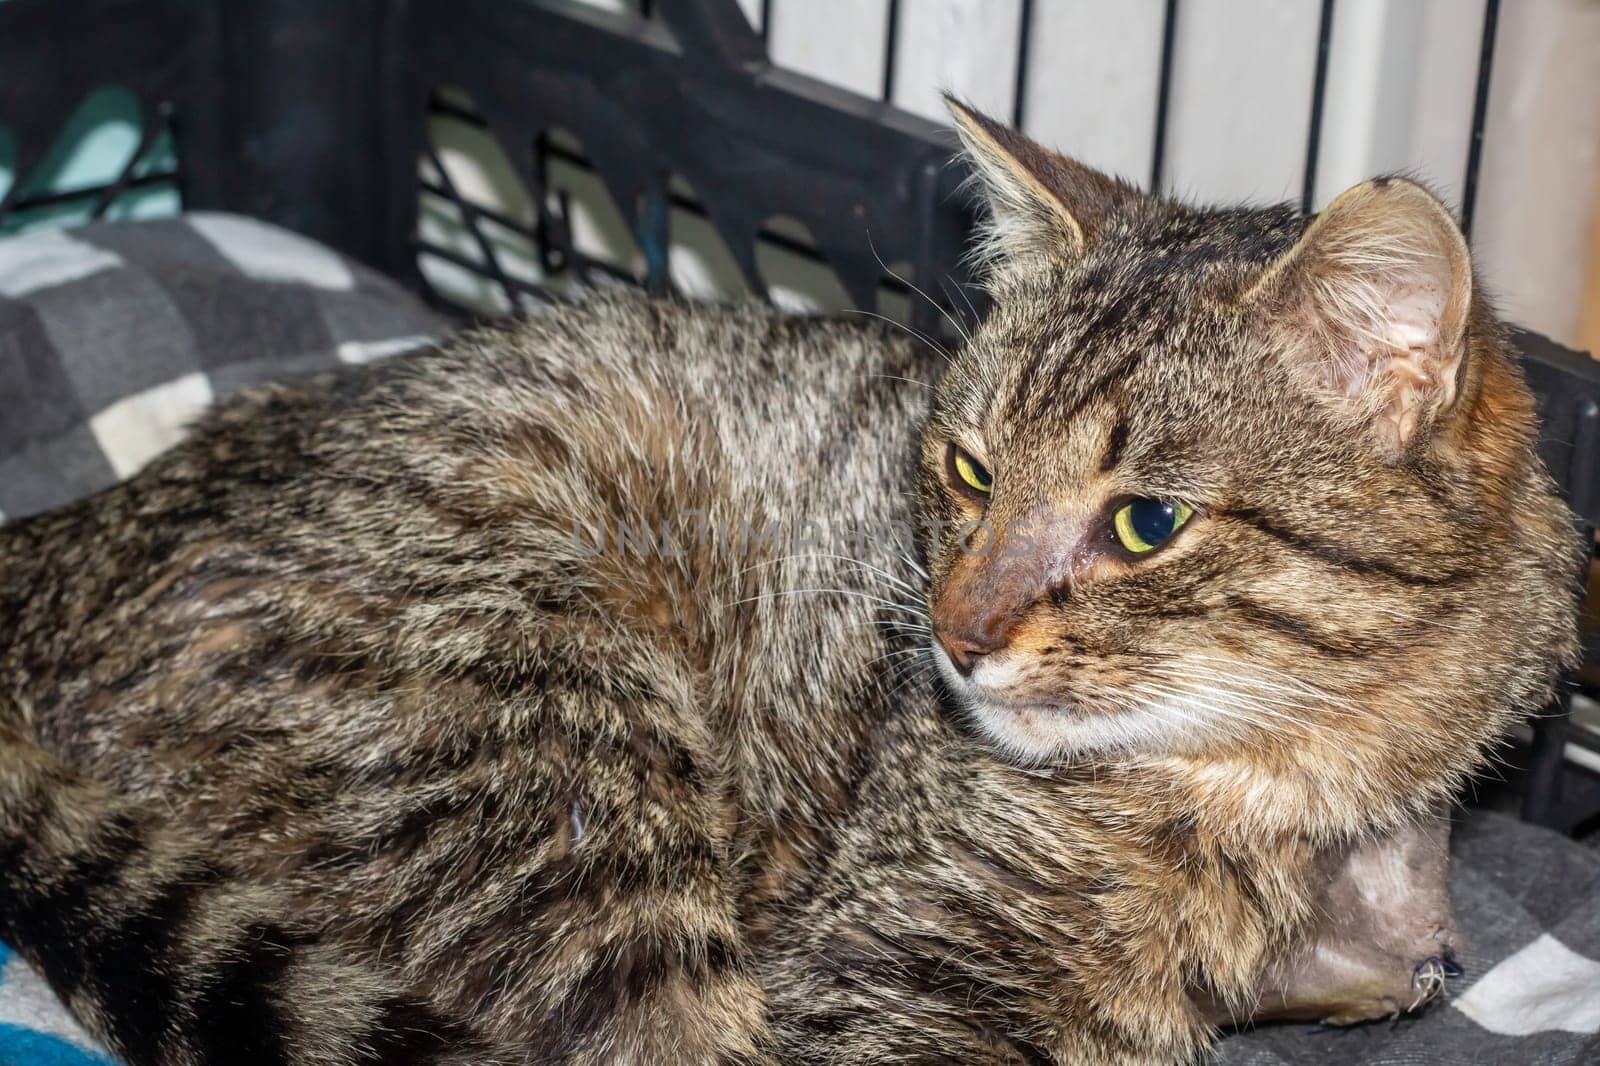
[865,230,973,346]
[722,588,927,618]
[872,373,933,391]
[841,309,955,363]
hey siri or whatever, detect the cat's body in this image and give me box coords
[0,296,938,1063]
[0,104,1582,1065]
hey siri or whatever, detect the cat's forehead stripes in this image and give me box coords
[993,229,1260,433]
[1099,419,1129,473]
[1005,277,1167,427]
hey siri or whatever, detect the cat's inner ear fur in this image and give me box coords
[945,96,1139,269]
[1248,177,1473,458]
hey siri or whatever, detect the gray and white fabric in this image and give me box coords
[0,213,444,520]
[1219,816,1600,1064]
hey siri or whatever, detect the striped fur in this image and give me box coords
[1,298,928,1064]
[0,709,488,1066]
[0,105,1582,1064]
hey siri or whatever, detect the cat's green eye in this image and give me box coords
[949,445,993,496]
[1112,498,1193,554]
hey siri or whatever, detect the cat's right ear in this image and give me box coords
[1244,177,1473,459]
[945,97,1139,268]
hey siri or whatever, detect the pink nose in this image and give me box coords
[933,610,1015,676]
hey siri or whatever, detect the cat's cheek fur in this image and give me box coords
[936,644,1213,762]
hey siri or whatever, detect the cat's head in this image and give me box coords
[919,100,1579,768]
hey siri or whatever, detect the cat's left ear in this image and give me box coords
[1247,177,1472,458]
[945,97,1140,267]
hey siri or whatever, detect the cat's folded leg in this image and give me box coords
[0,688,775,1066]
[396,678,776,1066]
[0,711,499,1066]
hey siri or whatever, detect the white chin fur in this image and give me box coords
[933,644,1208,764]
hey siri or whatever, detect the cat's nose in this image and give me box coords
[933,611,1015,676]
[936,632,995,676]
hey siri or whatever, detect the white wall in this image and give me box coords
[1472,0,1600,348]
[758,0,1600,347]
[420,0,1597,347]
[1161,0,1323,203]
[1015,1,1168,187]
[1311,0,1484,212]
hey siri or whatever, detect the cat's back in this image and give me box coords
[0,289,931,828]
[0,291,937,1053]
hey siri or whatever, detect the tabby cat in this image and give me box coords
[0,101,1579,1065]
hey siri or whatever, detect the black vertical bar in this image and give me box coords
[1522,691,1571,827]
[532,131,568,276]
[908,159,946,337]
[1012,0,1034,129]
[760,0,773,43]
[1148,0,1180,194]
[1572,399,1600,519]
[882,0,901,102]
[372,0,420,288]
[1461,0,1500,239]
[1301,0,1336,213]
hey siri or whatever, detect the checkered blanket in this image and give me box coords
[1219,811,1600,1065]
[0,218,1596,1064]
[0,213,443,520]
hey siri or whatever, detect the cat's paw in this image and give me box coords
[1315,954,1464,1026]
